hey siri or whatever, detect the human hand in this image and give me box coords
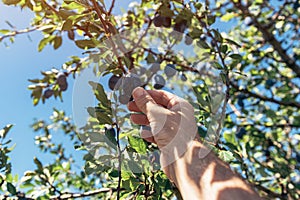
[127,87,198,168]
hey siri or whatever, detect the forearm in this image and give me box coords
[163,141,261,200]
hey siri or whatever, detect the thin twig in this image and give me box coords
[108,0,116,16]
[132,15,154,50]
[50,188,117,199]
[90,0,126,74]
[41,0,60,16]
[116,123,122,200]
[230,81,300,108]
[0,26,40,42]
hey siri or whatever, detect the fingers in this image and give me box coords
[132,87,157,114]
[130,114,149,125]
[128,88,180,112]
[127,101,140,112]
[140,126,156,144]
[147,90,179,109]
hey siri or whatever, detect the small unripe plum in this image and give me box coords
[59,81,68,91]
[162,17,172,28]
[67,30,75,40]
[153,74,165,89]
[122,73,142,95]
[236,127,246,139]
[108,75,121,90]
[237,98,244,107]
[244,16,252,26]
[106,127,116,138]
[180,73,188,81]
[164,64,177,78]
[139,67,147,75]
[44,89,54,99]
[149,63,160,73]
[119,94,131,104]
[200,34,206,41]
[174,21,187,33]
[153,15,164,27]
[184,35,193,45]
[266,79,276,87]
[56,73,67,86]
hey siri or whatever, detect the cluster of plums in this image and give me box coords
[108,63,187,104]
[153,13,187,33]
[43,72,68,99]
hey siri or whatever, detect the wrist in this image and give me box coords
[160,140,203,184]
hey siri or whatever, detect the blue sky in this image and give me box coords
[0,3,79,175]
[0,1,131,176]
[0,0,235,176]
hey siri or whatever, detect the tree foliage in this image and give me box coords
[0,0,300,199]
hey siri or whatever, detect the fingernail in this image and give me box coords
[133,87,145,98]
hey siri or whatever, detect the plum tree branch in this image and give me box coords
[41,0,60,16]
[50,188,117,199]
[41,0,94,38]
[0,26,39,42]
[254,184,285,199]
[90,0,126,74]
[230,81,300,108]
[108,0,116,16]
[232,1,300,78]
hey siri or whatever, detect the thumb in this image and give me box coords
[132,87,157,114]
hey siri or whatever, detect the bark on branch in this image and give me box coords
[50,188,117,199]
[232,1,300,78]
[230,81,300,109]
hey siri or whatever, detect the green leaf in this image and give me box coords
[129,177,140,191]
[225,38,241,47]
[61,19,73,31]
[87,107,113,125]
[220,12,236,22]
[127,160,142,174]
[221,45,228,54]
[145,52,155,64]
[31,86,43,106]
[189,27,202,39]
[212,29,223,42]
[58,9,77,20]
[224,132,237,145]
[7,182,17,195]
[197,40,210,49]
[33,97,40,106]
[75,39,96,49]
[194,2,202,9]
[3,0,20,5]
[206,15,216,25]
[0,29,10,34]
[0,124,13,139]
[229,54,243,61]
[211,61,223,69]
[218,150,234,162]
[53,36,62,50]
[128,136,147,154]
[198,126,207,138]
[88,81,110,107]
[38,35,55,52]
[105,128,118,149]
[33,157,43,172]
[85,132,106,143]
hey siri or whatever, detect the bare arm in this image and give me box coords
[164,141,260,200]
[128,87,261,200]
